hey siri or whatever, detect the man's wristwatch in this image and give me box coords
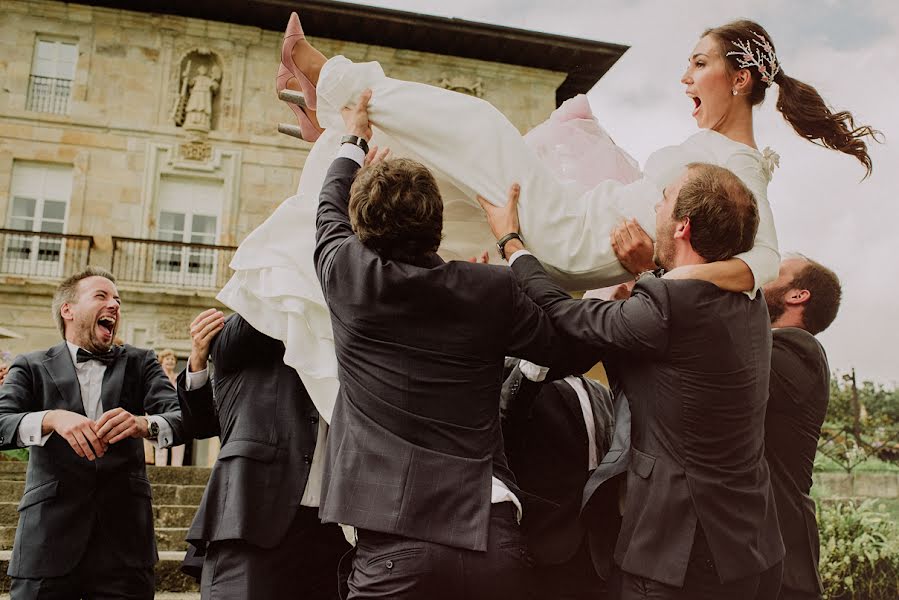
[635,268,664,282]
[146,417,159,440]
[340,134,369,156]
[496,232,523,261]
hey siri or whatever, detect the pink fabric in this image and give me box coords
[524,95,641,193]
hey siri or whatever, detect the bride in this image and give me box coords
[219,13,878,420]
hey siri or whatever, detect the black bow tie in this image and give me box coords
[76,348,116,366]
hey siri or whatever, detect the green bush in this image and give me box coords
[818,499,899,599]
[0,448,29,461]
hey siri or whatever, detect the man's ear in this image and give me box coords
[673,217,691,242]
[784,288,811,306]
[60,302,75,324]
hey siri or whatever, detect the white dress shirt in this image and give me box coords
[17,342,173,448]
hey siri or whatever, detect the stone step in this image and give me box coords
[0,525,192,553]
[0,502,198,529]
[0,479,206,506]
[0,550,199,594]
[0,462,211,487]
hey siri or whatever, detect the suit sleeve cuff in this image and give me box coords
[17,411,51,447]
[337,143,366,167]
[508,249,532,266]
[185,368,209,391]
[146,415,174,449]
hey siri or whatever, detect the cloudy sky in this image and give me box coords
[360,0,898,383]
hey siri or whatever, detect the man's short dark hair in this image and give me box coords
[348,158,443,263]
[790,255,842,334]
[52,267,116,338]
[674,163,759,262]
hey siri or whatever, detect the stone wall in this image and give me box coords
[0,0,566,364]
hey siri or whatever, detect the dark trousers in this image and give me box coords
[534,539,608,600]
[201,505,350,600]
[613,527,783,600]
[778,587,821,600]
[347,502,534,600]
[10,519,153,600]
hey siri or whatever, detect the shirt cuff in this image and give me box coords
[185,368,209,391]
[508,249,532,266]
[17,411,51,447]
[337,143,366,167]
[518,360,550,382]
[146,415,174,449]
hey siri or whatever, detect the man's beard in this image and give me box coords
[653,221,676,270]
[764,285,788,324]
[75,317,115,354]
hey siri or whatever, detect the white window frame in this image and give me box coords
[27,36,78,114]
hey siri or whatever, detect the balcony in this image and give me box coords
[0,229,93,279]
[111,237,237,291]
[26,75,73,115]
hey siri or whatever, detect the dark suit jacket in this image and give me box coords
[314,157,581,551]
[765,327,829,595]
[0,343,184,578]
[177,314,320,550]
[502,365,615,567]
[511,254,784,587]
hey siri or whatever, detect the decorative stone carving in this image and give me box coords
[179,140,213,162]
[171,48,223,133]
[436,74,484,98]
[157,313,194,340]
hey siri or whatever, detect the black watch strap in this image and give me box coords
[497,232,523,261]
[340,134,370,156]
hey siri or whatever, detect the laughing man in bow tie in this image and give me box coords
[0,267,186,600]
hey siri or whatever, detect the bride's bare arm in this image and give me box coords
[664,258,755,292]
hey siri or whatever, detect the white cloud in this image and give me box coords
[357,0,899,382]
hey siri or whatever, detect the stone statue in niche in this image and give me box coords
[172,50,223,133]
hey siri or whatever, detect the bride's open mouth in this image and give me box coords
[691,96,702,117]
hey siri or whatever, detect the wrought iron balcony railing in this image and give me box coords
[0,229,93,279]
[26,75,73,114]
[111,237,238,291]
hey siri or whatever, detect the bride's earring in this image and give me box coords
[732,88,738,96]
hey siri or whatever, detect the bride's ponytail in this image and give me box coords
[705,20,881,178]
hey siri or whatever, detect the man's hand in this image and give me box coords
[95,407,149,445]
[0,364,8,386]
[189,309,225,373]
[44,410,106,460]
[341,89,373,140]
[477,183,522,241]
[364,145,391,167]
[609,281,635,300]
[610,218,656,275]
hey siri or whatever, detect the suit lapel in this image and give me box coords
[99,345,128,413]
[42,343,85,415]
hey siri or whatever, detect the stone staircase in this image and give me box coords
[0,461,208,594]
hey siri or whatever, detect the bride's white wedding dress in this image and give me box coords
[218,56,780,421]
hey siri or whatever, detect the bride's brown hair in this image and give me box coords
[705,20,881,177]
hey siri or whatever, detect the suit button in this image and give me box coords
[385,560,394,569]
[303,454,312,465]
[309,415,319,425]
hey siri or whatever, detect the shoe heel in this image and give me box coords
[278,123,305,140]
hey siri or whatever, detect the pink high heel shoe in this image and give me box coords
[276,63,322,142]
[276,12,322,141]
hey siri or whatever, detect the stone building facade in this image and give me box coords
[0,0,624,463]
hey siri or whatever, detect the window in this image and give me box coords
[27,38,77,114]
[153,177,223,287]
[3,162,73,277]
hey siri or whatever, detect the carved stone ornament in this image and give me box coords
[171,48,223,133]
[436,74,484,98]
[157,314,194,340]
[179,140,213,162]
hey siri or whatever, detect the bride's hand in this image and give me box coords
[341,89,373,140]
[476,183,521,241]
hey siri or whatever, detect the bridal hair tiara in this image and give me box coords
[726,31,780,87]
